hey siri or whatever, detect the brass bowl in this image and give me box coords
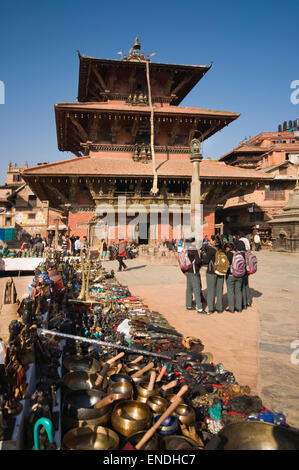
[131,373,151,385]
[63,390,112,420]
[173,404,196,425]
[205,422,299,450]
[137,382,160,400]
[62,409,111,432]
[124,362,146,374]
[163,435,201,450]
[107,381,133,400]
[63,355,101,373]
[147,396,168,415]
[111,400,152,437]
[108,373,132,386]
[63,425,119,450]
[122,431,159,450]
[63,371,100,391]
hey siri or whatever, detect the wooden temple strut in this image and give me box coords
[146,59,159,196]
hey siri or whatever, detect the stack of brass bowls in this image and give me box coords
[63,426,119,450]
[63,389,112,431]
[205,421,299,450]
[136,381,160,404]
[111,400,152,437]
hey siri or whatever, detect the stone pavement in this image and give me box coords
[0,251,298,428]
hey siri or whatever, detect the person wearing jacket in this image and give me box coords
[184,238,204,313]
[117,239,127,271]
[201,235,225,314]
[224,242,243,313]
[238,239,252,309]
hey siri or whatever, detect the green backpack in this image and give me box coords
[213,249,230,276]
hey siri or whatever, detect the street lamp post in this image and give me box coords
[189,138,203,243]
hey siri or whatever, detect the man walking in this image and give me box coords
[117,239,127,271]
[254,232,261,251]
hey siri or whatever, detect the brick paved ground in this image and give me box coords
[0,250,298,428]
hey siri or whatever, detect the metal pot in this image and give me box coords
[63,425,119,450]
[173,404,196,425]
[205,421,299,450]
[108,373,132,386]
[154,414,178,436]
[63,390,112,421]
[111,400,152,437]
[63,355,101,373]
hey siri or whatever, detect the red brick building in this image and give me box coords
[22,39,270,245]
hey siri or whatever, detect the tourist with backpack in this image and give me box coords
[178,237,204,313]
[201,235,229,314]
[242,240,258,309]
[224,242,245,313]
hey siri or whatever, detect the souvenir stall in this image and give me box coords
[0,250,298,451]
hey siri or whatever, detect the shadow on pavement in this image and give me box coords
[121,265,147,271]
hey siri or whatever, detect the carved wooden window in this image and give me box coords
[264,183,285,200]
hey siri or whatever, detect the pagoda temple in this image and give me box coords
[22,38,270,246]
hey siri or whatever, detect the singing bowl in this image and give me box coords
[63,355,101,373]
[173,404,196,425]
[63,390,112,420]
[165,393,185,404]
[62,409,111,432]
[163,435,201,450]
[131,373,151,385]
[107,381,133,400]
[154,414,178,436]
[108,373,132,385]
[124,362,146,374]
[147,396,168,415]
[137,382,160,400]
[205,422,299,450]
[63,426,119,450]
[122,431,159,450]
[63,371,100,391]
[111,400,152,437]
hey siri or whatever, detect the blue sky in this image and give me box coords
[0,0,298,183]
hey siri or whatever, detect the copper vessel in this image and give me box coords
[111,400,152,437]
[173,404,196,425]
[63,371,100,391]
[63,390,112,421]
[205,421,299,450]
[63,426,119,450]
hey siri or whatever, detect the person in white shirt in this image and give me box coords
[239,236,251,251]
[74,236,82,254]
[254,233,261,251]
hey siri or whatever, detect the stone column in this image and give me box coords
[189,139,203,242]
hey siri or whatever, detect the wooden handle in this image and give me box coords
[131,362,154,379]
[161,380,177,392]
[107,352,125,365]
[95,393,117,409]
[131,355,144,364]
[135,385,188,450]
[169,384,188,402]
[156,365,167,383]
[148,371,156,392]
[94,363,110,387]
[115,363,122,374]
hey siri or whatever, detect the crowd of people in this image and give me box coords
[179,233,258,315]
